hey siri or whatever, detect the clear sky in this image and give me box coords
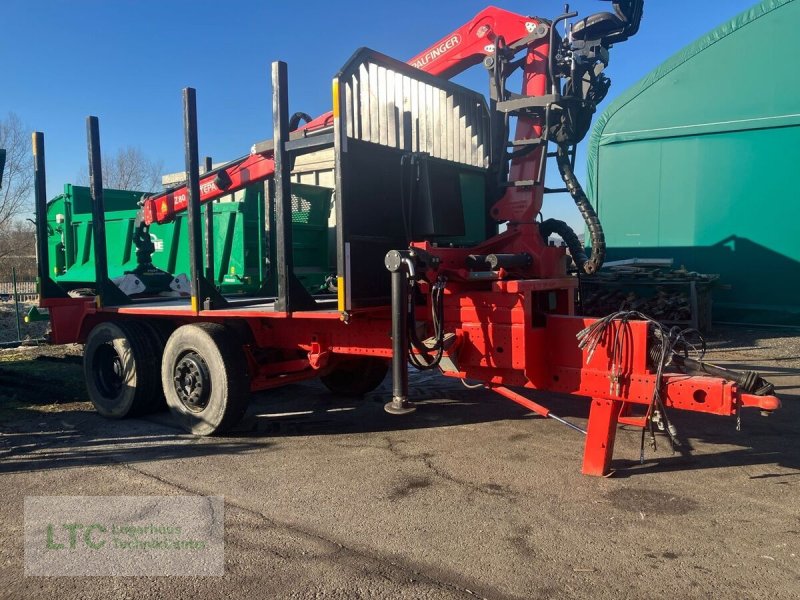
[2,0,759,229]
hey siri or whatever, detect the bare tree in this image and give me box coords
[0,220,36,275]
[77,146,164,193]
[0,113,35,263]
[0,113,33,233]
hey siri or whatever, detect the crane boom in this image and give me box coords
[142,7,545,226]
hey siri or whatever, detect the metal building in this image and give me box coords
[587,0,800,326]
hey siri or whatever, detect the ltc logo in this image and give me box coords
[46,523,106,550]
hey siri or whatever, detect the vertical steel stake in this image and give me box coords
[272,61,315,312]
[183,88,225,311]
[272,61,293,312]
[86,117,128,306]
[32,132,66,300]
[203,156,215,283]
[184,88,203,313]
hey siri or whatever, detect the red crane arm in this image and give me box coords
[143,7,545,225]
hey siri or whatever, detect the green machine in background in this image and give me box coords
[46,182,334,296]
[587,0,800,326]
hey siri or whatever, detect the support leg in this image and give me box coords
[384,250,415,415]
[582,398,623,476]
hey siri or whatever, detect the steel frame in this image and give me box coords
[39,282,780,476]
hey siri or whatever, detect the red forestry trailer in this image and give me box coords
[32,2,779,476]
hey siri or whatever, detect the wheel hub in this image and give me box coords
[173,352,212,412]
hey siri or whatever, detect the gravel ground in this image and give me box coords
[705,326,800,368]
[0,325,797,599]
[0,300,49,345]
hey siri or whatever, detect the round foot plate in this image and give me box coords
[384,399,417,415]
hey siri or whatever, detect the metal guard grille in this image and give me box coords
[338,49,491,169]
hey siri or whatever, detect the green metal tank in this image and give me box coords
[587,0,800,326]
[47,182,333,295]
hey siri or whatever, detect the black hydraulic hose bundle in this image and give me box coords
[555,144,605,275]
[578,310,777,460]
[407,276,447,371]
[539,218,588,268]
[396,151,449,371]
[577,310,686,461]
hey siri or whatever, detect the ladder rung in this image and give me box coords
[501,179,539,188]
[508,138,543,147]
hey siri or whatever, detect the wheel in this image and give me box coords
[83,321,163,418]
[320,356,389,396]
[161,323,250,435]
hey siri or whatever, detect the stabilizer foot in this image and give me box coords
[582,398,623,476]
[384,397,416,415]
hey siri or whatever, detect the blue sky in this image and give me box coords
[2,0,759,228]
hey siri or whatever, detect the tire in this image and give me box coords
[140,319,174,351]
[138,320,176,411]
[320,357,389,396]
[83,321,163,418]
[161,323,250,435]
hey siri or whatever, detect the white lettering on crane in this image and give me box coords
[411,34,462,69]
[200,180,217,195]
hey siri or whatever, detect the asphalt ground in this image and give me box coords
[0,326,798,599]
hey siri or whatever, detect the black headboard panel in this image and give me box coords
[333,48,491,309]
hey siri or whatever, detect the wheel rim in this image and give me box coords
[93,343,124,399]
[173,351,212,412]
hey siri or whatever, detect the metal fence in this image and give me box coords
[0,279,37,300]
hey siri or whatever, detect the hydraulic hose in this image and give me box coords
[407,276,447,371]
[555,144,605,274]
[539,218,587,270]
[288,112,313,131]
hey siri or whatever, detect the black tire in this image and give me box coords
[138,320,176,411]
[320,357,389,396]
[161,323,250,435]
[140,319,174,351]
[83,321,163,418]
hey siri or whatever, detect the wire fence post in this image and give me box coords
[12,266,22,342]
